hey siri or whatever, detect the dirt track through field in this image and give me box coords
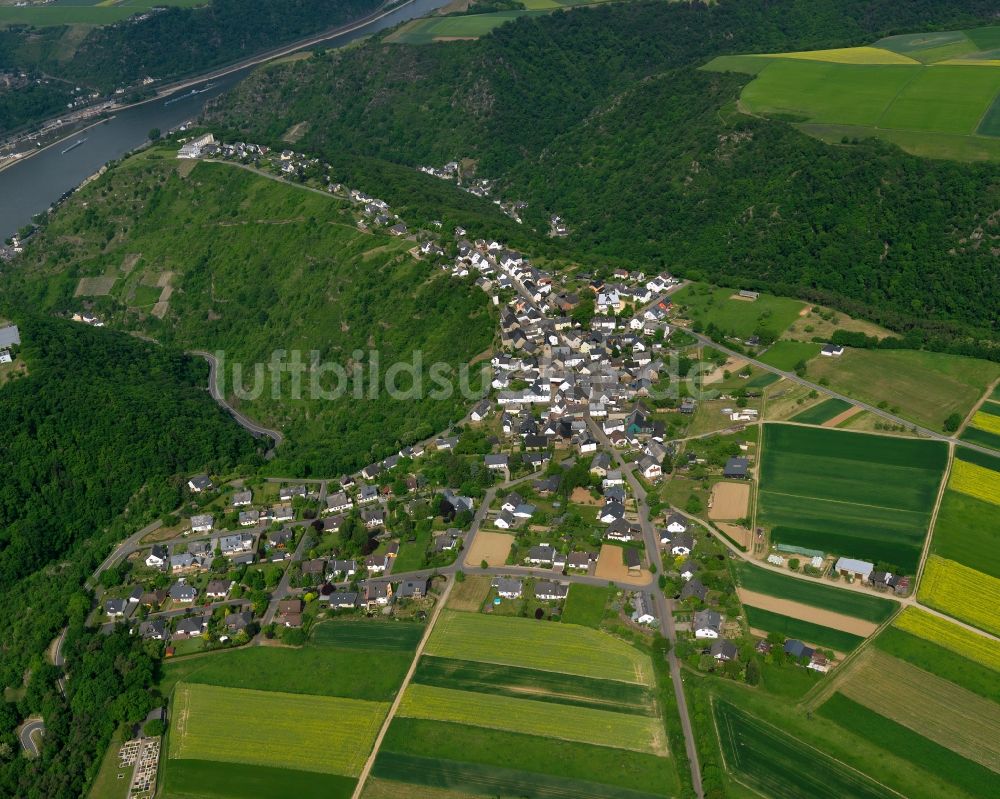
[709,482,750,520]
[464,531,513,568]
[736,588,878,637]
[823,405,862,427]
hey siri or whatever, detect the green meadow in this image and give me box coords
[162,760,356,799]
[704,26,1000,161]
[672,282,805,339]
[0,0,206,27]
[561,583,613,628]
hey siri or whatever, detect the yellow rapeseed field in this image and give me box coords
[918,556,1000,637]
[970,410,1000,436]
[894,607,1000,671]
[759,46,919,65]
[948,458,1000,506]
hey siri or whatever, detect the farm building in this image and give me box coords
[723,457,750,479]
[835,557,874,582]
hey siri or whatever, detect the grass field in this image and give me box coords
[733,561,897,622]
[372,752,669,799]
[819,694,996,798]
[804,348,1000,432]
[874,625,998,700]
[918,555,1000,636]
[397,683,664,753]
[412,656,655,715]
[446,575,492,612]
[892,606,1000,671]
[703,30,1000,161]
[743,605,864,652]
[835,649,1000,770]
[758,340,822,371]
[310,620,424,650]
[388,9,545,44]
[160,638,415,701]
[377,718,678,797]
[713,700,889,799]
[758,424,946,570]
[789,397,853,425]
[930,489,1000,577]
[561,584,612,627]
[0,0,206,27]
[672,283,804,339]
[169,683,387,776]
[425,610,652,684]
[162,760,356,799]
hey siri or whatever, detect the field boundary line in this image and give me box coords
[758,488,928,516]
[971,85,1000,136]
[913,441,954,591]
[713,698,908,799]
[957,376,1000,437]
[350,577,455,799]
[871,65,925,130]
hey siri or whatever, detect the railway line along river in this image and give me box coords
[0,0,449,239]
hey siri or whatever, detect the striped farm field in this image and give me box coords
[835,649,1000,771]
[930,489,1000,577]
[412,656,655,715]
[376,718,679,797]
[744,605,864,652]
[162,760,357,799]
[397,683,665,754]
[959,424,1000,450]
[733,561,897,622]
[372,752,669,799]
[758,424,946,570]
[425,610,651,684]
[758,46,919,64]
[819,693,998,798]
[918,555,1000,636]
[948,456,1000,506]
[713,700,888,799]
[169,683,387,776]
[970,410,1000,435]
[892,606,1000,672]
[875,627,998,701]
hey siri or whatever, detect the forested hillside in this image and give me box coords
[5,150,497,475]
[209,0,1000,353]
[0,316,255,796]
[0,0,382,134]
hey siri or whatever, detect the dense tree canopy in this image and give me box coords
[210,0,1000,353]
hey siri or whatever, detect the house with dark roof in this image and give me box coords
[723,457,749,479]
[711,640,738,661]
[680,578,708,603]
[693,609,721,638]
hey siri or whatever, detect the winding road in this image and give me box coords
[18,718,44,757]
[192,350,284,448]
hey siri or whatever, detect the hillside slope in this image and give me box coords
[208,0,1000,352]
[4,151,496,475]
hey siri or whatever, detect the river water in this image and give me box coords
[0,0,448,239]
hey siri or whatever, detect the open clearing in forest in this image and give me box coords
[736,588,878,637]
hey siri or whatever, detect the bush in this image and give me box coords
[144,718,166,737]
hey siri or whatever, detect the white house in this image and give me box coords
[190,514,214,533]
[693,609,721,639]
